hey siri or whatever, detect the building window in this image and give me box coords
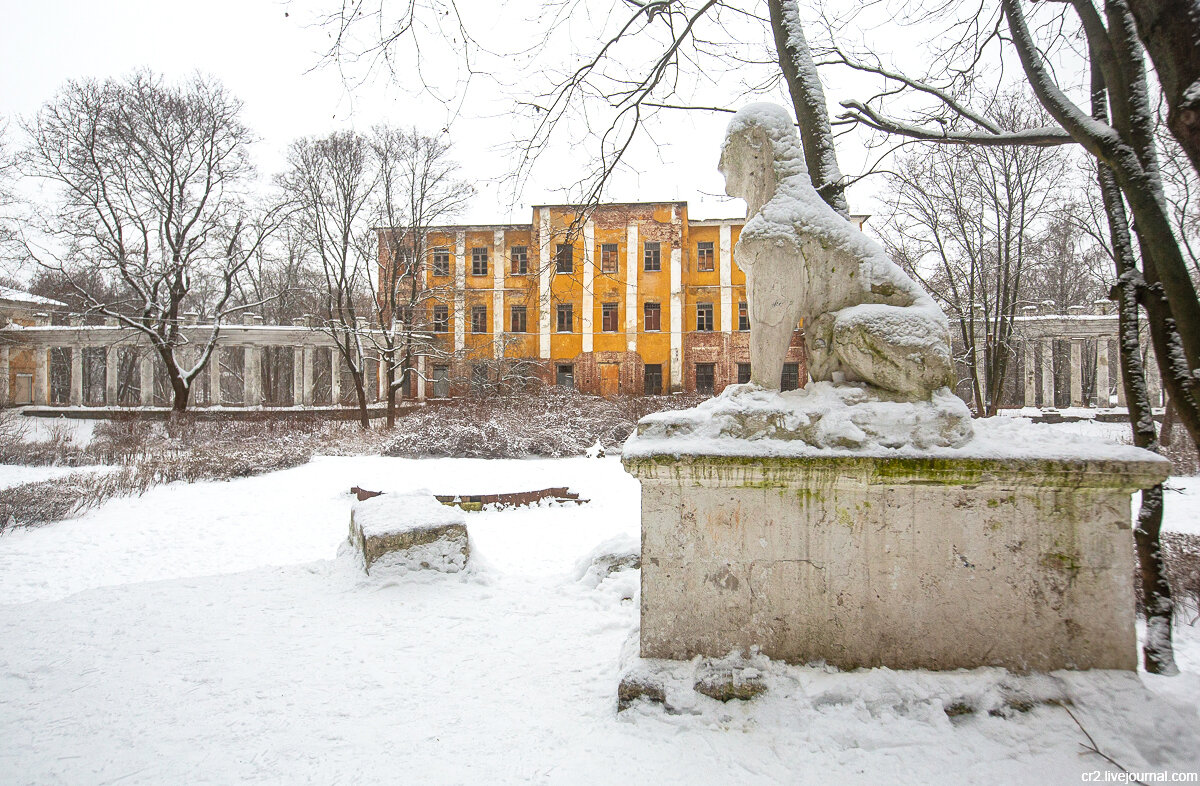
[643,302,661,332]
[556,244,573,273]
[432,247,450,277]
[433,305,449,333]
[737,363,751,384]
[556,303,573,332]
[782,362,800,391]
[432,364,450,398]
[644,241,661,272]
[696,302,714,332]
[696,363,715,394]
[600,243,618,273]
[471,363,489,393]
[644,364,663,395]
[510,305,527,333]
[510,246,528,275]
[471,305,487,333]
[471,247,488,276]
[738,301,750,331]
[697,241,714,272]
[397,305,413,326]
[556,363,574,388]
[601,303,619,332]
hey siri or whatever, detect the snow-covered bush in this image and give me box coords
[381,388,706,459]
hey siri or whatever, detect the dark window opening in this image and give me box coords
[737,363,751,384]
[696,302,714,332]
[471,305,487,333]
[510,246,528,275]
[471,247,488,276]
[432,247,450,277]
[510,305,527,333]
[556,303,573,333]
[600,243,618,273]
[695,363,715,394]
[644,241,661,272]
[601,303,619,332]
[644,364,663,395]
[781,362,800,391]
[556,364,574,388]
[556,244,573,273]
[738,301,750,331]
[697,241,715,272]
[643,302,661,332]
[433,305,449,333]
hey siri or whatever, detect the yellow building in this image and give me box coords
[379,202,868,398]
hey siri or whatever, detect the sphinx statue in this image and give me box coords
[718,102,955,400]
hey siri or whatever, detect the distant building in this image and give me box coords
[0,287,65,405]
[378,201,870,398]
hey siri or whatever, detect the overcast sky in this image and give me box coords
[2,0,894,226]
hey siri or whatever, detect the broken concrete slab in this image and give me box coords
[348,491,469,575]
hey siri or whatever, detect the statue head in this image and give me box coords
[719,103,809,217]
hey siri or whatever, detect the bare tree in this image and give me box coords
[18,71,277,412]
[279,131,379,428]
[882,103,1072,414]
[369,128,474,428]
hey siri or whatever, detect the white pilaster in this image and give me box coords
[416,354,427,401]
[539,210,552,360]
[719,224,733,334]
[330,350,342,406]
[582,220,594,353]
[0,346,9,406]
[669,208,683,390]
[70,346,83,406]
[1069,339,1083,407]
[1095,339,1110,407]
[493,229,505,358]
[209,348,222,406]
[105,346,119,406]
[454,230,466,353]
[301,346,313,406]
[1023,341,1036,407]
[625,222,638,353]
[244,345,261,407]
[33,349,49,406]
[139,352,155,405]
[1041,339,1055,408]
[293,347,305,407]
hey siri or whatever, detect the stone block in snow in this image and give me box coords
[349,491,469,574]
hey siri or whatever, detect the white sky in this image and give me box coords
[1,0,904,228]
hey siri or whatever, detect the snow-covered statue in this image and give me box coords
[719,103,955,399]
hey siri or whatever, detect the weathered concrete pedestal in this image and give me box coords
[623,450,1168,671]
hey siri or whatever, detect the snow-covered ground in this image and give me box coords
[1,418,1199,783]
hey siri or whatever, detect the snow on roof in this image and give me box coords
[0,286,66,308]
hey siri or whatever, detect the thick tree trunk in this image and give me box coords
[1125,0,1200,177]
[767,0,850,217]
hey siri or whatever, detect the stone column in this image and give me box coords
[1041,338,1055,408]
[330,350,342,406]
[209,348,223,406]
[1023,341,1036,407]
[0,345,9,406]
[1070,339,1084,407]
[105,346,119,406]
[33,348,49,406]
[70,345,83,407]
[1095,339,1110,408]
[244,345,261,407]
[293,347,304,407]
[139,352,155,406]
[301,346,314,407]
[416,354,426,401]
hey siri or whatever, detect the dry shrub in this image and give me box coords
[382,388,707,459]
[1160,532,1200,625]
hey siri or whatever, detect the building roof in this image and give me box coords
[0,286,66,308]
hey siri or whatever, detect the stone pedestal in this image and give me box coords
[623,449,1167,671]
